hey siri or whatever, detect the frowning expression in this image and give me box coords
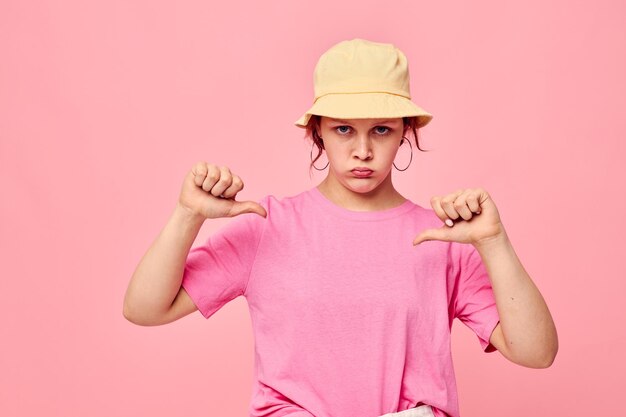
[318,116,405,192]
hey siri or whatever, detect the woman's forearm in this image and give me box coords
[474,230,558,367]
[123,203,205,324]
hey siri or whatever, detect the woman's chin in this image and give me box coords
[344,179,381,194]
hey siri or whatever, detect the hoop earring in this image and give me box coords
[311,138,329,170]
[393,136,413,171]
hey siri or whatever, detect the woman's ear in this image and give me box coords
[404,117,415,133]
[315,117,323,137]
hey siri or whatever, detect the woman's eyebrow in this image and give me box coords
[329,119,398,124]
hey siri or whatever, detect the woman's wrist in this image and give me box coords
[173,202,206,228]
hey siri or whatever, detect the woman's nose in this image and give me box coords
[354,135,373,159]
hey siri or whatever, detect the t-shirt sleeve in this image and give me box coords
[181,196,269,319]
[452,243,501,353]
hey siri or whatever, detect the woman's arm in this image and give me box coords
[122,203,204,326]
[412,187,558,368]
[123,162,267,326]
[475,229,558,368]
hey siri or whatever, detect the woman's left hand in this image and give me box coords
[412,187,506,247]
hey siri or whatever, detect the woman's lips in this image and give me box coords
[352,169,373,177]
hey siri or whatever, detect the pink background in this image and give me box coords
[1,1,624,416]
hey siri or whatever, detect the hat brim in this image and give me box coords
[294,92,433,129]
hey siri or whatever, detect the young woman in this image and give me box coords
[123,38,558,417]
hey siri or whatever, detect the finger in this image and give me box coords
[466,189,481,214]
[413,229,433,245]
[221,174,244,199]
[413,225,450,245]
[440,189,465,221]
[453,189,474,221]
[210,166,234,197]
[191,162,206,187]
[201,164,220,192]
[232,201,267,218]
[192,161,209,187]
[430,196,450,225]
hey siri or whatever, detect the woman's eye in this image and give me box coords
[334,126,391,135]
[335,126,391,136]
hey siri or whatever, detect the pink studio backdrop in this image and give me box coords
[1,1,624,416]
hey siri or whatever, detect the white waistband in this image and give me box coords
[377,404,435,417]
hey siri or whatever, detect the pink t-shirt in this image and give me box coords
[181,186,500,417]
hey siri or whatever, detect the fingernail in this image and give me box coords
[445,219,454,227]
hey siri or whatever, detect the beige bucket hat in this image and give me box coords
[294,38,433,129]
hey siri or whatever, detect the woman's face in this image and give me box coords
[317,116,405,194]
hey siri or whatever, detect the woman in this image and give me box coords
[123,38,558,417]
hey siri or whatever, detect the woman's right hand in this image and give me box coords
[178,162,267,220]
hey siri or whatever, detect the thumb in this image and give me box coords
[229,200,267,218]
[412,226,450,245]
